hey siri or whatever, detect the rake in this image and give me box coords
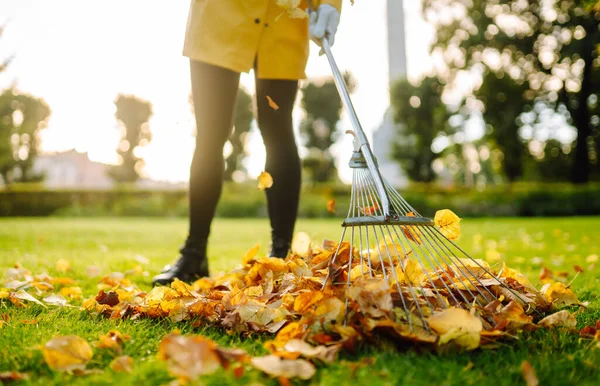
[310,7,532,333]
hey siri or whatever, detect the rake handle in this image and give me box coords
[307,1,395,219]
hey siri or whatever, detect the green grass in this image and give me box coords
[1,217,600,385]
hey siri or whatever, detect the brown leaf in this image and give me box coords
[280,340,341,363]
[521,361,539,386]
[42,335,93,372]
[110,356,134,373]
[95,290,120,307]
[250,355,315,380]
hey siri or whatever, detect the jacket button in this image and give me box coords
[264,23,269,27]
[254,18,260,24]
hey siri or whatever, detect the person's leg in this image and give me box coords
[255,76,301,257]
[153,60,240,285]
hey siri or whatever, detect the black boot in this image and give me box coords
[152,239,209,286]
[268,236,291,258]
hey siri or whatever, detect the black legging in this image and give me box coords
[188,60,301,245]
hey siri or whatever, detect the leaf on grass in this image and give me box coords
[43,294,68,307]
[281,340,341,363]
[540,282,578,306]
[11,290,46,308]
[266,95,280,111]
[42,335,93,372]
[521,361,539,386]
[0,371,29,382]
[258,171,274,190]
[251,355,315,380]
[96,330,131,353]
[59,286,83,300]
[110,356,134,373]
[427,308,482,351]
[434,209,461,240]
[55,259,71,272]
[157,333,222,381]
[95,290,120,307]
[538,310,577,329]
[86,266,102,278]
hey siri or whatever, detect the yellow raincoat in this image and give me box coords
[183,0,342,80]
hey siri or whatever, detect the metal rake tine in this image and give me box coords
[322,227,347,288]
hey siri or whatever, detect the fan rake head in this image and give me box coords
[323,151,531,333]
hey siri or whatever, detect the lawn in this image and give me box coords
[1,217,599,385]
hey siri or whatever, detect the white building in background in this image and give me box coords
[372,0,408,188]
[33,149,113,189]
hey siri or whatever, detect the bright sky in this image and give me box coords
[0,0,434,183]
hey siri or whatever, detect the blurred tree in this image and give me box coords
[474,71,532,181]
[0,90,51,185]
[224,88,253,181]
[390,76,451,182]
[109,94,153,183]
[423,0,600,183]
[300,73,355,183]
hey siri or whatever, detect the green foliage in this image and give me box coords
[224,88,253,181]
[109,94,153,183]
[2,183,600,218]
[300,73,355,183]
[0,89,51,185]
[390,77,451,182]
[423,0,600,184]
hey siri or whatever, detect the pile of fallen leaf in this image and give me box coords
[0,214,596,383]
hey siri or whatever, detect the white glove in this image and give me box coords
[309,4,340,48]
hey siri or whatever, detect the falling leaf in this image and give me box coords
[251,355,315,380]
[434,209,461,240]
[427,308,482,351]
[327,199,336,213]
[157,333,222,381]
[401,212,422,244]
[538,310,577,329]
[258,171,274,190]
[539,266,553,282]
[266,95,280,111]
[242,244,261,265]
[110,356,134,373]
[55,259,71,272]
[42,335,93,372]
[291,232,311,256]
[521,361,539,386]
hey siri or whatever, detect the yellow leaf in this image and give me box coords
[59,286,82,300]
[291,232,311,256]
[427,307,482,351]
[258,171,273,190]
[541,282,578,306]
[242,244,261,265]
[55,259,71,273]
[250,355,315,380]
[42,335,93,372]
[294,291,324,314]
[266,95,279,111]
[327,199,336,213]
[110,355,134,373]
[434,209,461,240]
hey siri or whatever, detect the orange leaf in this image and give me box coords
[266,95,280,111]
[258,171,274,190]
[327,199,336,213]
[157,333,222,381]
